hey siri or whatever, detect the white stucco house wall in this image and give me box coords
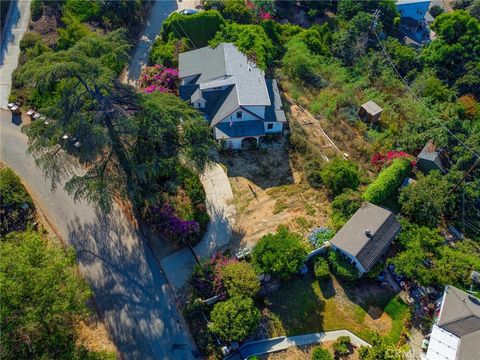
[178,43,286,150]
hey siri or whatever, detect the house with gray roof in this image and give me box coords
[417,139,448,174]
[330,202,401,275]
[425,285,480,360]
[179,43,286,149]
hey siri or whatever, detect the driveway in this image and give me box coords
[122,0,177,85]
[0,0,31,109]
[0,112,197,359]
[161,163,236,292]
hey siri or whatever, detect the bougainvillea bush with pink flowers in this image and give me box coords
[138,64,179,94]
[371,150,415,171]
[190,253,238,299]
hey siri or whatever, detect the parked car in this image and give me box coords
[179,8,198,15]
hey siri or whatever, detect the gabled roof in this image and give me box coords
[417,140,446,173]
[330,202,401,272]
[179,43,270,106]
[427,286,480,360]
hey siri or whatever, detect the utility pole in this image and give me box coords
[447,157,480,197]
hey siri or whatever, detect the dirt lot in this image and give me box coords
[262,341,360,360]
[221,136,330,248]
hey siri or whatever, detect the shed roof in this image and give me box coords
[361,101,383,116]
[330,202,401,272]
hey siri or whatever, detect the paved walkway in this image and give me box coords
[228,330,370,359]
[161,163,236,292]
[0,0,31,109]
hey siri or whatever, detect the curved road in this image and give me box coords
[1,1,197,358]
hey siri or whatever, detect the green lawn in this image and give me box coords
[265,276,409,344]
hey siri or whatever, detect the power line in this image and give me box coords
[370,12,480,159]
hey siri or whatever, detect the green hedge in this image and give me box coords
[363,158,411,205]
[162,10,226,48]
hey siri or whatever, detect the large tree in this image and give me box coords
[16,31,213,211]
[421,10,480,96]
[0,231,114,359]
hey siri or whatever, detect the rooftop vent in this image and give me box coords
[365,229,372,237]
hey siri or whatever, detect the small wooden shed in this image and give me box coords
[358,101,383,123]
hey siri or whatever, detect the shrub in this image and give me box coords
[162,11,226,48]
[149,37,189,68]
[150,203,200,244]
[328,250,359,282]
[252,225,308,280]
[363,158,412,206]
[209,23,275,69]
[399,171,450,228]
[190,253,237,299]
[320,158,360,196]
[312,347,333,360]
[330,189,362,230]
[308,227,335,248]
[208,296,261,342]
[333,336,351,356]
[314,257,330,280]
[138,64,179,94]
[57,14,93,50]
[289,132,310,154]
[0,168,35,236]
[219,261,260,298]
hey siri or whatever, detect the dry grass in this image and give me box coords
[75,317,118,355]
[222,138,330,248]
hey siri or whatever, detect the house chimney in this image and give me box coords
[365,229,372,237]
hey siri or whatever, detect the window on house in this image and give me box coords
[267,123,273,129]
[236,111,242,119]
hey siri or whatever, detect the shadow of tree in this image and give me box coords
[219,137,294,190]
[66,208,195,359]
[265,275,325,336]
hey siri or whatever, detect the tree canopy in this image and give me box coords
[253,226,308,280]
[0,231,113,359]
[320,158,360,196]
[208,296,261,342]
[15,31,213,212]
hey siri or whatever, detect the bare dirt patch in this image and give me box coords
[364,306,393,335]
[221,138,330,248]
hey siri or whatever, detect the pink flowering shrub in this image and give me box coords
[371,150,415,171]
[138,64,179,94]
[246,0,273,21]
[191,253,238,299]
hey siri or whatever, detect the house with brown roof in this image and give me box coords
[425,285,480,360]
[329,202,401,275]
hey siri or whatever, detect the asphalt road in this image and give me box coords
[0,0,31,108]
[1,113,197,359]
[0,0,197,357]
